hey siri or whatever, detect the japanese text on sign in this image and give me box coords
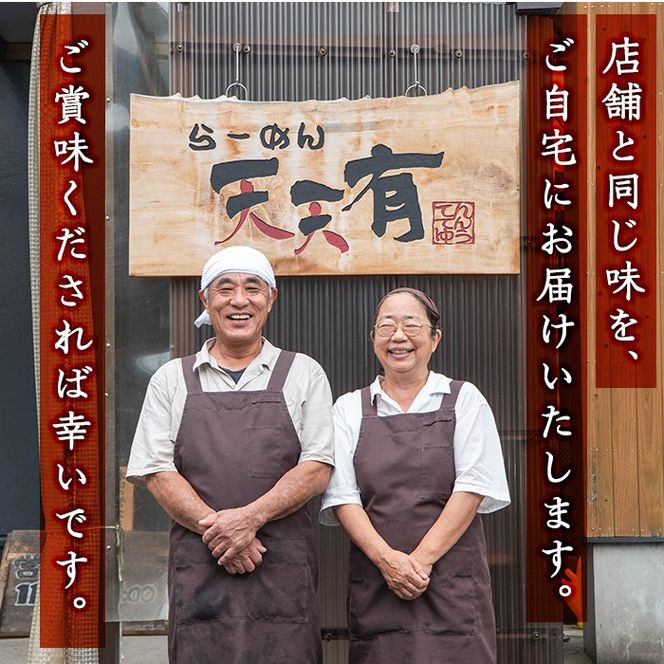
[129,85,520,276]
[39,11,105,647]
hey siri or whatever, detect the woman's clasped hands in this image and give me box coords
[377,548,432,600]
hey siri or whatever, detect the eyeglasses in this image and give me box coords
[374,321,433,338]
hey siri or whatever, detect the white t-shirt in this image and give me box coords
[127,338,335,485]
[320,371,510,526]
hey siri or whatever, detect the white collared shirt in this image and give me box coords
[319,371,510,526]
[126,338,334,485]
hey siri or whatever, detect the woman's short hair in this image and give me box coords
[373,287,441,336]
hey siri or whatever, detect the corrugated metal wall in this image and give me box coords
[169,3,562,661]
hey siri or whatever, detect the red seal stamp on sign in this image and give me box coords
[432,201,475,245]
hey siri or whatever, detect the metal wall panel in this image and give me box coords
[169,3,562,662]
[0,56,40,543]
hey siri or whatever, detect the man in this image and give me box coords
[127,246,334,664]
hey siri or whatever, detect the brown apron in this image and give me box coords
[348,380,496,664]
[167,350,321,664]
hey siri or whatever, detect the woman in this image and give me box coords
[320,288,510,663]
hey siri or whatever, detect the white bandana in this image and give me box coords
[194,246,276,327]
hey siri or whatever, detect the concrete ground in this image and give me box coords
[565,626,594,663]
[0,629,593,663]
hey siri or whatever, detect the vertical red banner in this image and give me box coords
[39,11,105,647]
[525,12,587,623]
[595,14,657,388]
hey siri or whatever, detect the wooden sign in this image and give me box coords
[130,83,520,276]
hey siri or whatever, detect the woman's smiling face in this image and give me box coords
[372,292,441,378]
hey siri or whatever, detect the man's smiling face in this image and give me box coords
[200,272,278,348]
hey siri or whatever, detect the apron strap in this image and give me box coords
[441,379,465,411]
[360,386,375,418]
[267,350,296,391]
[180,355,202,393]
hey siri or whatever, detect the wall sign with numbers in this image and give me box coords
[0,531,39,636]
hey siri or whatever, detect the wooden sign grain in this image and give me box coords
[130,83,520,276]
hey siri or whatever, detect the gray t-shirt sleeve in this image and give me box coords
[290,357,335,467]
[126,360,181,485]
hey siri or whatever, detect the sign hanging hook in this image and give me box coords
[225,43,249,98]
[404,44,427,97]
